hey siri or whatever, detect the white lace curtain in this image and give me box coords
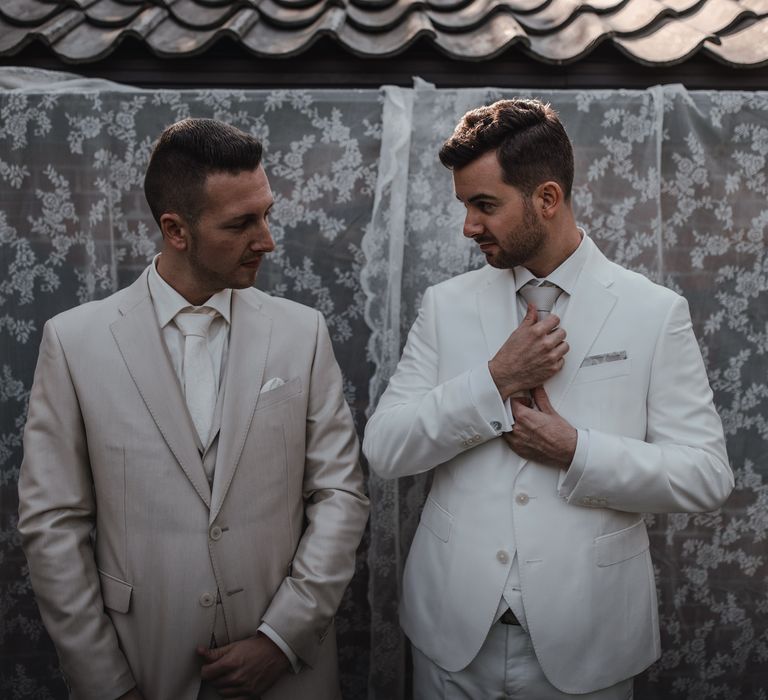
[1,69,766,699]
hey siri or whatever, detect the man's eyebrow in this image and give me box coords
[468,193,500,203]
[223,201,274,224]
[454,193,499,203]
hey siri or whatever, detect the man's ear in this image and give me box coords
[159,213,190,252]
[534,181,563,220]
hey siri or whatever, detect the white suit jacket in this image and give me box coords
[363,236,732,694]
[18,267,369,700]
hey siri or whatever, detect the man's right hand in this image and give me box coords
[488,304,569,401]
[117,688,144,700]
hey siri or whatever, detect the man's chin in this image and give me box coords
[485,253,516,270]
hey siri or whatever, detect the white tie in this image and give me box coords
[175,311,217,446]
[518,280,563,320]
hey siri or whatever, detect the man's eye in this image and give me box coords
[478,203,495,213]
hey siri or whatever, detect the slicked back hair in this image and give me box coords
[439,99,574,201]
[144,118,263,227]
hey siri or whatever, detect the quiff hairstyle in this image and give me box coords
[143,118,263,227]
[439,99,574,201]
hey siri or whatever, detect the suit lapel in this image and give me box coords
[210,290,272,523]
[110,270,211,507]
[478,268,518,356]
[544,239,617,410]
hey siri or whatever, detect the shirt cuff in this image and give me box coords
[558,428,589,497]
[468,364,514,434]
[258,622,301,673]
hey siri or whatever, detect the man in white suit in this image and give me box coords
[363,99,732,699]
[18,119,369,700]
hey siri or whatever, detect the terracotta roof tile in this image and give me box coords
[241,7,344,55]
[338,10,434,55]
[2,0,63,26]
[526,11,609,62]
[82,0,144,26]
[615,16,716,64]
[0,0,766,66]
[435,11,529,59]
[705,15,768,65]
[604,0,672,35]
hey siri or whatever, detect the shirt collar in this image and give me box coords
[513,228,589,296]
[148,254,232,327]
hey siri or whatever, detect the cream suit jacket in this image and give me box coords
[363,236,732,694]
[18,267,369,700]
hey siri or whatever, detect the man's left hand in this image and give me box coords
[198,633,290,699]
[504,386,577,469]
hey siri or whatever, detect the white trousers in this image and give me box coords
[413,622,633,700]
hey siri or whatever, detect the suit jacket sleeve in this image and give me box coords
[363,286,505,479]
[562,295,733,513]
[260,312,369,666]
[17,320,136,700]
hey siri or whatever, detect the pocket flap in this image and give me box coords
[98,569,133,613]
[595,520,649,567]
[420,497,452,543]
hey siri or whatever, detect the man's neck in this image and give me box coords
[525,224,582,278]
[155,253,219,306]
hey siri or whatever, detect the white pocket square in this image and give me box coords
[260,377,286,393]
[581,351,628,367]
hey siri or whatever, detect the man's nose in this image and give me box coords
[251,224,276,252]
[463,213,484,238]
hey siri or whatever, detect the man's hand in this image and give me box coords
[503,386,577,469]
[488,304,569,401]
[116,689,144,700]
[197,633,290,699]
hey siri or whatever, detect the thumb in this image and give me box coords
[522,302,538,325]
[531,386,553,413]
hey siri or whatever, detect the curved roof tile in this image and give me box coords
[434,12,529,59]
[0,0,765,66]
[705,15,768,65]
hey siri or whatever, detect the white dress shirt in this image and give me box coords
[147,255,301,672]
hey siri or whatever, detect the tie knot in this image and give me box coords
[519,280,563,316]
[175,310,216,338]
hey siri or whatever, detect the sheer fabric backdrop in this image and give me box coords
[1,70,766,699]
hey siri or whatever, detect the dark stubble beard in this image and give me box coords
[485,199,547,270]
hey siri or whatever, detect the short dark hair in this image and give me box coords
[143,118,263,226]
[439,99,574,201]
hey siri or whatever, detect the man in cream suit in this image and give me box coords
[363,99,732,699]
[18,118,369,700]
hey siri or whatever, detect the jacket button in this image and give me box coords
[210,525,223,541]
[490,421,502,432]
[515,493,530,505]
[199,592,215,607]
[496,550,509,565]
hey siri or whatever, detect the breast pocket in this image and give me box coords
[573,359,632,384]
[254,377,302,412]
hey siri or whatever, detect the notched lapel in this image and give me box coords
[545,250,617,411]
[478,269,518,356]
[111,279,211,507]
[210,290,272,523]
